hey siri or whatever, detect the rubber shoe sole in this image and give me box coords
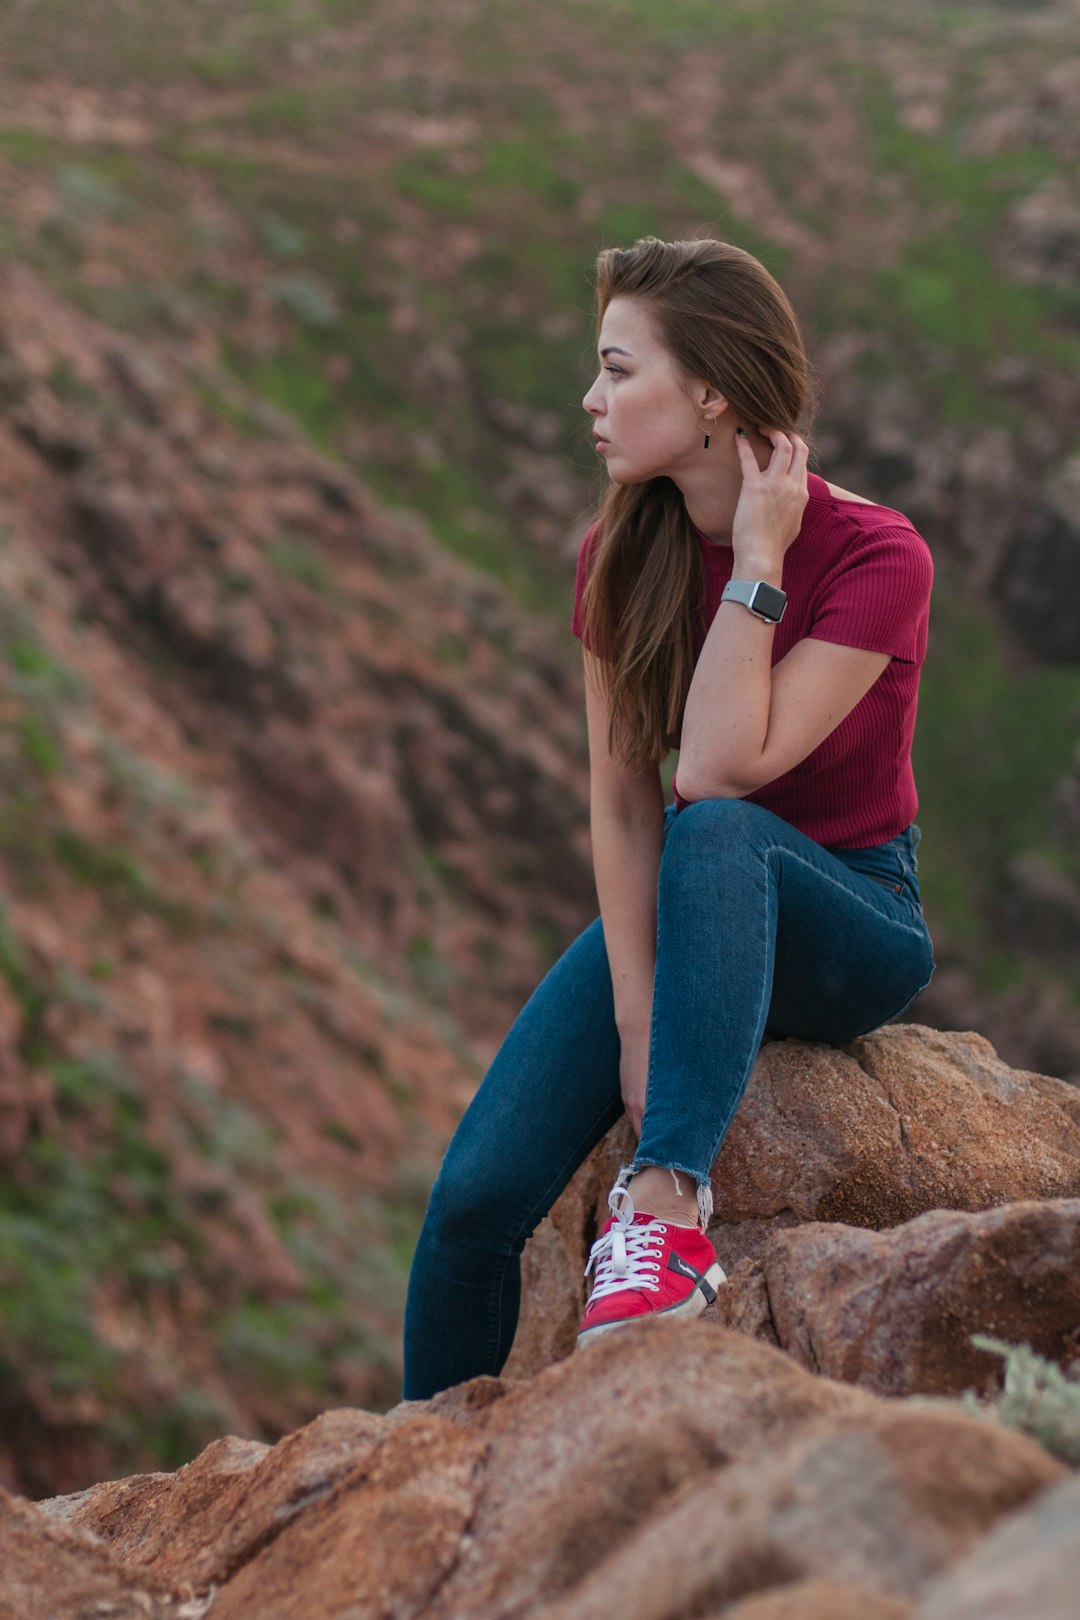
[575,1260,726,1349]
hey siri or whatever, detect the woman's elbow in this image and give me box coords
[674,768,756,803]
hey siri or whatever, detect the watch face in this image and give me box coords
[750,582,787,622]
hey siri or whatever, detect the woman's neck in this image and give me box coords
[674,431,772,546]
[676,466,739,547]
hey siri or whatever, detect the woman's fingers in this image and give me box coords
[758,427,794,474]
[758,427,809,479]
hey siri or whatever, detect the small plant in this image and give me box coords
[19,714,62,776]
[256,211,307,259]
[58,164,135,224]
[266,536,332,594]
[266,272,340,329]
[960,1333,1080,1467]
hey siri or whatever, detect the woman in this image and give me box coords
[402,236,934,1397]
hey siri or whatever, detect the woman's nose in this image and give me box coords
[582,379,602,414]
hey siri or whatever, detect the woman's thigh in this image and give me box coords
[427,914,625,1253]
[763,836,935,1042]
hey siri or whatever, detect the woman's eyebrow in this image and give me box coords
[599,345,634,358]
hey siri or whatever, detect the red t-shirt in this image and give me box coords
[571,472,933,848]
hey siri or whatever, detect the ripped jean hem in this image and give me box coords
[614,1160,714,1230]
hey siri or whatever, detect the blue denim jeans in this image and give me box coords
[402,797,935,1399]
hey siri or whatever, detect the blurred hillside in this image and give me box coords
[0,0,1078,1492]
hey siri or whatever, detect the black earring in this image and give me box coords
[703,428,711,450]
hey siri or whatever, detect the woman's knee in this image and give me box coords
[421,1133,535,1258]
[661,796,777,865]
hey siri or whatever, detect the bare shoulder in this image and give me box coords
[823,480,878,507]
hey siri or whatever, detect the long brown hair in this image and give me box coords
[578,236,813,769]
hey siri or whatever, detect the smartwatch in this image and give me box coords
[721,578,787,624]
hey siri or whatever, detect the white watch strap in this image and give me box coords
[721,580,758,610]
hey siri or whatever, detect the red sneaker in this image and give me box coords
[577,1185,726,1348]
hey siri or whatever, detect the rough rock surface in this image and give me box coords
[727,1198,1080,1396]
[0,1487,176,1619]
[914,1467,1080,1620]
[722,1583,914,1620]
[506,1024,1080,1385]
[15,1327,1064,1620]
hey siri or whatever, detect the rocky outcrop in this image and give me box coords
[718,1198,1080,1395]
[9,1326,1067,1620]
[507,1024,1080,1386]
[915,1468,1080,1620]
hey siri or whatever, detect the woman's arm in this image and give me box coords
[677,429,888,803]
[583,652,665,1039]
[677,633,890,801]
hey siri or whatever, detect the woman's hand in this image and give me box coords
[619,1028,651,1139]
[731,427,810,578]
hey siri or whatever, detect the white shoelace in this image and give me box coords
[583,1185,667,1301]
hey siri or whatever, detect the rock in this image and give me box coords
[20,1328,1066,1620]
[915,1467,1080,1620]
[711,1025,1080,1245]
[721,1580,914,1619]
[49,1410,387,1590]
[0,1487,172,1619]
[436,1327,1062,1620]
[206,1414,486,1620]
[504,1117,629,1380]
[508,1026,1080,1378]
[740,1198,1080,1396]
[437,1325,855,1619]
[525,1365,1063,1620]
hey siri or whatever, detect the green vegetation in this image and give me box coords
[267,272,341,328]
[0,1053,205,1424]
[392,153,477,223]
[0,905,50,1066]
[859,67,1080,407]
[0,1004,431,1474]
[179,1072,424,1409]
[266,535,334,595]
[405,933,454,1001]
[53,829,195,930]
[18,714,63,777]
[913,580,1080,958]
[960,1334,1080,1468]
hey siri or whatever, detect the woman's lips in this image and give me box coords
[593,437,609,453]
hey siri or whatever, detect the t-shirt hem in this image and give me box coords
[804,627,920,663]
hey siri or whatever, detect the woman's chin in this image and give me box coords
[605,465,652,487]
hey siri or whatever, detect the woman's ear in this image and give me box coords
[699,385,730,421]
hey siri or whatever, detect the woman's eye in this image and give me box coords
[604,365,625,377]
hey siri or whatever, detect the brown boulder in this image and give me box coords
[524,1358,1063,1620]
[720,1581,913,1620]
[24,1328,1064,1620]
[435,1324,862,1619]
[727,1197,1080,1396]
[44,1409,388,1591]
[508,1026,1080,1380]
[0,1488,172,1620]
[915,1467,1080,1620]
[711,1025,1080,1245]
[207,1414,486,1620]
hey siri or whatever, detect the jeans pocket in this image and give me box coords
[896,835,924,912]
[830,839,907,897]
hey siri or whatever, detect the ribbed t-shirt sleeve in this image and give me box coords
[570,520,603,652]
[807,526,933,663]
